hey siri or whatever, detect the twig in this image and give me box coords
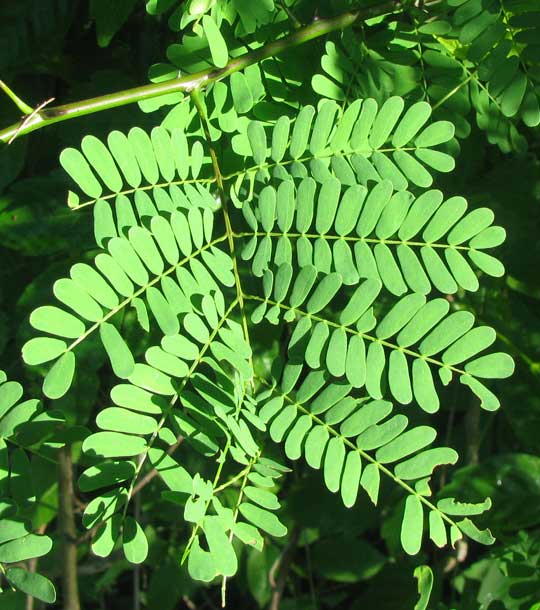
[131,435,184,497]
[182,596,198,610]
[268,527,300,610]
[304,541,318,610]
[58,445,81,610]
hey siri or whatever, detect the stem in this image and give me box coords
[58,445,80,610]
[0,80,33,115]
[465,401,481,465]
[213,464,251,493]
[190,90,254,373]
[0,2,399,144]
[182,385,252,568]
[235,231,474,250]
[221,454,258,607]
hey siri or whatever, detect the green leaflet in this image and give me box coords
[376,427,437,463]
[0,534,53,563]
[238,503,287,537]
[82,431,147,458]
[92,516,121,558]
[413,565,434,610]
[148,448,192,492]
[71,262,119,308]
[437,497,492,516]
[202,15,228,68]
[110,384,164,414]
[122,517,148,564]
[42,352,76,400]
[96,407,157,435]
[243,486,280,510]
[100,322,135,378]
[60,147,103,198]
[202,516,237,576]
[401,495,424,555]
[340,400,393,437]
[341,451,362,507]
[247,121,267,166]
[429,510,447,548]
[0,520,29,545]
[147,287,180,335]
[5,568,56,604]
[230,72,253,114]
[22,337,67,366]
[188,536,217,582]
[79,461,137,492]
[394,447,458,479]
[307,273,342,313]
[29,306,85,339]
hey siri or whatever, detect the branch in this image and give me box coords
[0,1,399,144]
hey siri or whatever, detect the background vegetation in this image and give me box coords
[0,1,539,609]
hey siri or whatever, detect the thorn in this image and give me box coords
[7,97,55,144]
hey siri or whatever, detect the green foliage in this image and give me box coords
[16,90,510,593]
[0,371,57,603]
[447,0,540,127]
[0,0,538,608]
[312,0,540,153]
[452,529,540,609]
